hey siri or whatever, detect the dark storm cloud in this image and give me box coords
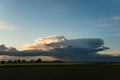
[0,44,17,52]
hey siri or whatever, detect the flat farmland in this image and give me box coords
[0,63,120,80]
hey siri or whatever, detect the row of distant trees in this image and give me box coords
[0,58,42,64]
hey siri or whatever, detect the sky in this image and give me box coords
[0,0,120,61]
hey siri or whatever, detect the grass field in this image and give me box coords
[0,62,120,80]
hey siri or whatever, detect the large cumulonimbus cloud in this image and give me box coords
[23,36,106,51]
[0,36,115,61]
[22,36,109,61]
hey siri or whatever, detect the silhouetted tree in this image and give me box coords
[35,58,42,63]
[30,60,35,63]
[12,60,17,63]
[17,59,21,63]
[22,59,26,63]
[7,60,12,63]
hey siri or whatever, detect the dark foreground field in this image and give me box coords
[0,63,120,80]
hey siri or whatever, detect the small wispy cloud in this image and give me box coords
[97,16,120,28]
[111,16,120,20]
[0,21,17,31]
[98,24,111,27]
[114,33,120,37]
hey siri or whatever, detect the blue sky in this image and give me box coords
[0,0,120,51]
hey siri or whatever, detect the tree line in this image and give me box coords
[0,58,42,64]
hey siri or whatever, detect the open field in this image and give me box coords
[0,63,120,80]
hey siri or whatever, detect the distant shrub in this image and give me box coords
[1,61,6,64]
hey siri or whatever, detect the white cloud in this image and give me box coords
[0,21,17,31]
[23,36,67,51]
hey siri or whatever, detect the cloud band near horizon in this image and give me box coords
[0,36,113,61]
